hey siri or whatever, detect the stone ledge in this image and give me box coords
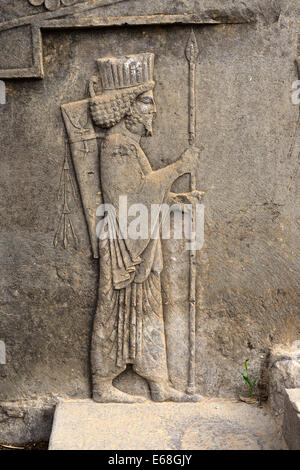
[49,399,286,450]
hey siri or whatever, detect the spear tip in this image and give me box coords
[185,28,200,63]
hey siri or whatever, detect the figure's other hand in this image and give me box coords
[180,145,204,172]
[169,189,205,206]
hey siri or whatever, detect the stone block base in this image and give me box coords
[49,399,285,450]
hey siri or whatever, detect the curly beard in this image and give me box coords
[124,107,153,137]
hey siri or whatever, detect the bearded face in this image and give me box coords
[125,90,157,137]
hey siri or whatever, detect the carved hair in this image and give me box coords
[90,81,154,128]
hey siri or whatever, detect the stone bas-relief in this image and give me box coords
[63,52,203,402]
[1,0,300,446]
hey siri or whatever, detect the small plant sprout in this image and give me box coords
[240,358,258,399]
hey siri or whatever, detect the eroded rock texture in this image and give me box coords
[269,342,300,420]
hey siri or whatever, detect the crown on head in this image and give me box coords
[97,53,154,91]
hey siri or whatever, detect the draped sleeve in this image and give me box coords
[100,133,165,289]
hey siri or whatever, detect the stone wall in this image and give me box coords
[0,0,299,441]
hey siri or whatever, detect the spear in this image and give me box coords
[185,28,199,395]
[185,28,199,154]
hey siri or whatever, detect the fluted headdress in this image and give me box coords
[97,53,154,90]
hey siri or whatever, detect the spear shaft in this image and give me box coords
[188,62,196,149]
[185,28,199,395]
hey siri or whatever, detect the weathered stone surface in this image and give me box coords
[269,342,300,420]
[283,388,300,450]
[0,398,56,444]
[49,399,286,450]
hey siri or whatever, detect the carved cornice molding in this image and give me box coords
[0,0,280,79]
[296,35,300,78]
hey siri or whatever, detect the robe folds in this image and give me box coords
[91,132,169,382]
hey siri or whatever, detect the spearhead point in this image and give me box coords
[185,28,199,63]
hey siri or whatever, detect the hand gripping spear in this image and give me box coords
[185,28,199,395]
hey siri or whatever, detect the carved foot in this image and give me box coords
[149,382,203,402]
[93,385,147,403]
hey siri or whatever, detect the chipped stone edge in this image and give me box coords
[0,397,58,444]
[283,388,300,450]
[285,388,300,414]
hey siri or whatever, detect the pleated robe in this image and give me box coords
[91,132,170,383]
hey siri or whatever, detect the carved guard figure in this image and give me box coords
[61,53,203,402]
